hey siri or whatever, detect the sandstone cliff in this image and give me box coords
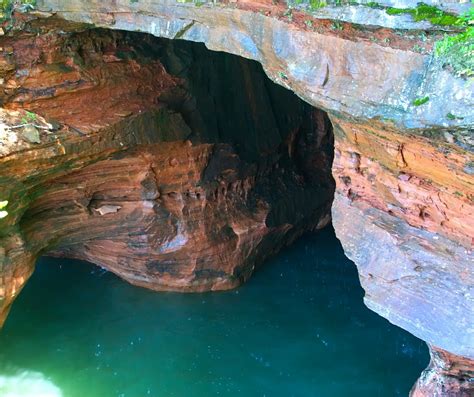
[0,1,472,394]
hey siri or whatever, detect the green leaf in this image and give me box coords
[0,200,8,209]
[413,96,430,106]
[26,111,36,121]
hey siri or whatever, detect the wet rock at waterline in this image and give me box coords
[411,346,474,397]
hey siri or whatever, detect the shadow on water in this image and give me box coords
[0,226,428,397]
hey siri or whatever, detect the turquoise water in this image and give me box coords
[0,227,428,397]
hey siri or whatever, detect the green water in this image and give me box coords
[0,227,428,397]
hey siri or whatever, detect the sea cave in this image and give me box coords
[0,1,472,396]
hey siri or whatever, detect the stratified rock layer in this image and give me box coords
[35,0,474,131]
[0,19,334,326]
[331,117,473,359]
[330,117,473,394]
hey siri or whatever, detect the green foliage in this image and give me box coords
[309,0,327,10]
[366,2,382,9]
[381,2,471,77]
[0,0,36,21]
[0,0,36,12]
[412,96,430,106]
[435,8,474,77]
[331,20,343,30]
[283,8,293,21]
[386,2,458,26]
[20,111,37,124]
[446,112,456,120]
[446,112,464,120]
[291,0,327,11]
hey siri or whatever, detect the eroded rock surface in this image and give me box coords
[411,346,474,397]
[331,116,473,360]
[35,0,473,132]
[0,19,334,326]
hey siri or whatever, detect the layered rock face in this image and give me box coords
[331,117,473,355]
[331,118,473,395]
[411,346,474,397]
[2,0,474,394]
[0,18,334,325]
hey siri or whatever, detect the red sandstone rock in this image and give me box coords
[331,115,473,362]
[0,19,333,327]
[411,346,474,397]
[331,117,473,248]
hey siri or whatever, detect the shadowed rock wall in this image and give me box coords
[0,20,334,325]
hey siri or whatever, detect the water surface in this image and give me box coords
[0,227,428,396]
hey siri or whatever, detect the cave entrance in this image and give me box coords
[1,25,430,396]
[152,36,337,285]
[18,28,337,293]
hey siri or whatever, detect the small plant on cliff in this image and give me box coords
[0,0,36,22]
[384,3,473,77]
[309,0,327,11]
[20,111,36,124]
[366,2,382,9]
[283,8,293,22]
[331,20,343,30]
[385,3,458,26]
[0,200,8,219]
[435,8,474,77]
[289,0,327,12]
[446,112,464,120]
[412,96,430,106]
